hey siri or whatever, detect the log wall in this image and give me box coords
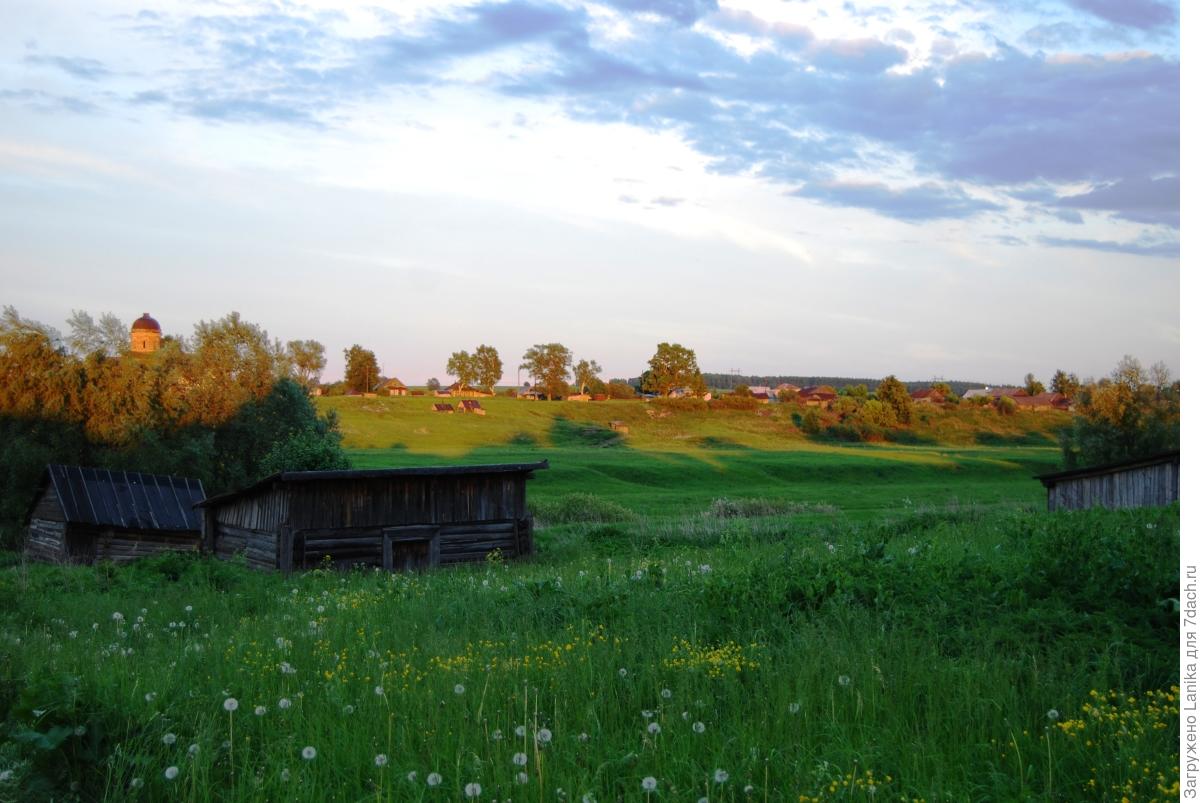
[213,523,279,571]
[1047,459,1180,511]
[25,518,65,562]
[94,529,201,564]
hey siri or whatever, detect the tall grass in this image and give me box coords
[0,504,1177,801]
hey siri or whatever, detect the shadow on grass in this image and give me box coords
[549,416,627,449]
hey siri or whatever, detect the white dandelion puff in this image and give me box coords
[129,778,143,789]
[427,772,443,787]
[647,722,661,735]
[187,744,199,758]
[407,771,417,782]
[162,733,176,745]
[464,782,482,797]
[660,688,672,699]
[164,766,179,781]
[343,705,355,715]
[514,725,526,738]
[1047,709,1060,721]
[278,698,291,710]
[714,769,729,783]
[788,702,801,714]
[491,729,503,741]
[254,706,266,716]
[223,697,238,712]
[280,769,291,782]
[536,728,552,744]
[515,772,529,785]
[144,692,157,703]
[744,785,755,795]
[301,746,316,760]
[374,754,388,767]
[618,668,628,677]
[641,710,655,719]
[642,777,658,792]
[692,721,706,733]
[374,686,385,696]
[454,683,466,695]
[838,675,851,687]
[512,752,528,767]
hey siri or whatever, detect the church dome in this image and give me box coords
[131,313,161,333]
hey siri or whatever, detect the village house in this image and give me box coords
[457,399,486,415]
[26,465,205,564]
[446,382,492,398]
[567,393,592,402]
[911,388,946,405]
[198,462,547,572]
[795,386,838,406]
[382,379,409,397]
[431,403,454,413]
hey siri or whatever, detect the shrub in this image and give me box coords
[528,493,636,524]
[709,395,759,411]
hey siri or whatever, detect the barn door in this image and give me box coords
[382,526,440,572]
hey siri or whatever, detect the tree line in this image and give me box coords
[0,307,348,549]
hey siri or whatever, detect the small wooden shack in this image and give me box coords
[458,399,486,415]
[25,465,205,564]
[1036,451,1179,512]
[198,462,548,573]
[432,403,454,413]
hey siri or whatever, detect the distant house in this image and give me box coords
[198,462,548,572]
[750,392,771,404]
[795,386,838,406]
[519,388,545,401]
[25,465,205,564]
[591,394,609,402]
[458,399,486,415]
[434,389,453,398]
[911,388,946,405]
[382,379,409,397]
[746,385,775,401]
[1037,451,1178,511]
[776,383,801,394]
[431,403,454,413]
[447,382,492,398]
[567,393,591,402]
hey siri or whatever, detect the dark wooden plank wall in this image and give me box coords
[26,519,66,562]
[287,475,525,530]
[213,523,279,571]
[213,486,290,532]
[95,530,201,564]
[31,484,66,523]
[1048,460,1180,511]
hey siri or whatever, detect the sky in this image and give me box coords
[0,0,1181,386]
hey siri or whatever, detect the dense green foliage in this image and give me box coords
[644,342,705,397]
[520,344,573,400]
[1059,356,1179,467]
[0,504,1178,801]
[0,309,348,549]
[343,345,381,394]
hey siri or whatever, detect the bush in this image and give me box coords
[528,493,636,524]
[650,397,707,413]
[709,395,759,411]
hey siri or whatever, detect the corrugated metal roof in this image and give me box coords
[197,461,550,509]
[45,465,206,532]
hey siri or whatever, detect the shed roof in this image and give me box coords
[36,465,205,531]
[1035,450,1179,486]
[198,461,550,508]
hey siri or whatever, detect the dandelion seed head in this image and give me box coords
[536,728,552,744]
[618,668,628,678]
[693,721,706,733]
[129,778,143,789]
[301,746,317,760]
[374,686,385,696]
[407,771,417,782]
[162,733,177,745]
[714,769,729,783]
[454,683,466,695]
[641,710,655,719]
[254,706,266,716]
[660,688,672,699]
[514,725,526,737]
[144,692,157,703]
[1047,709,1060,721]
[464,782,482,797]
[512,752,528,767]
[788,702,801,714]
[164,766,179,781]
[223,697,238,712]
[515,772,529,785]
[744,785,755,795]
[278,698,291,710]
[647,722,661,735]
[280,769,291,782]
[427,772,443,787]
[187,743,199,757]
[375,754,388,767]
[491,729,503,741]
[343,705,355,714]
[642,776,658,792]
[838,675,851,687]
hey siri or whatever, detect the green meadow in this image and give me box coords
[0,396,1180,801]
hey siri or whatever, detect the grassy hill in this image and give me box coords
[318,397,1071,518]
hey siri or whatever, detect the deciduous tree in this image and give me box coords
[343,344,380,394]
[66,310,127,357]
[521,343,572,399]
[574,359,603,395]
[875,375,914,424]
[644,342,704,396]
[472,345,502,392]
[1023,373,1046,396]
[286,339,326,390]
[446,350,476,388]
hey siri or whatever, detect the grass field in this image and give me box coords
[0,397,1179,801]
[324,396,1070,519]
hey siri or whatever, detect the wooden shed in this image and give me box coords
[198,462,548,573]
[25,465,206,564]
[458,399,486,415]
[1036,451,1179,512]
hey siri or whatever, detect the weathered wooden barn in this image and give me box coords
[1037,451,1179,511]
[198,462,548,573]
[25,465,206,563]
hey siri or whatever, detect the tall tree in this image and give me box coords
[574,359,603,394]
[644,342,704,396]
[66,310,127,357]
[875,375,914,424]
[472,345,503,392]
[1050,369,1081,397]
[446,350,477,388]
[1023,372,1046,396]
[520,343,572,399]
[186,312,279,426]
[286,339,326,390]
[343,344,380,394]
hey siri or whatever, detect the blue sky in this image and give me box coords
[0,0,1179,385]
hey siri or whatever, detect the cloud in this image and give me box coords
[1063,0,1176,30]
[790,180,1002,221]
[23,54,110,80]
[1055,175,1179,228]
[603,0,717,26]
[1039,234,1178,257]
[806,37,908,74]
